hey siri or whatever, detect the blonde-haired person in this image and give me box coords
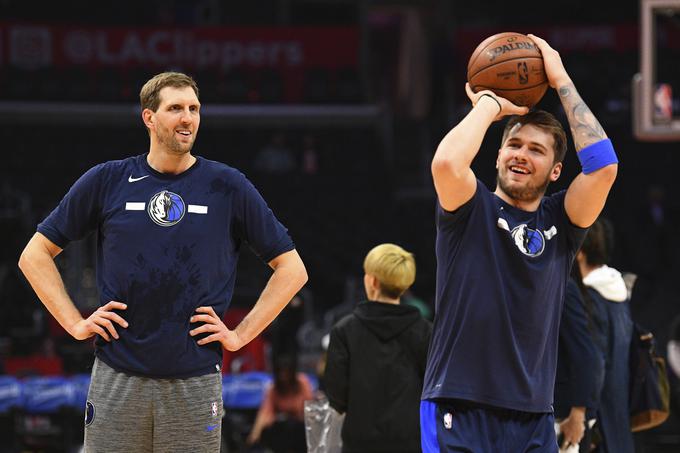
[324,243,432,453]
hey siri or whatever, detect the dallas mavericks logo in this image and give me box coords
[148,190,185,227]
[511,224,545,257]
[85,400,95,426]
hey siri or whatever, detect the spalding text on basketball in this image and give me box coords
[488,42,537,62]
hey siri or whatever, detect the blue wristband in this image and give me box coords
[577,138,618,175]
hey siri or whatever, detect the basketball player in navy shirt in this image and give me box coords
[420,35,619,452]
[18,72,308,452]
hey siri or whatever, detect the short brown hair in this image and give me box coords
[501,110,568,163]
[363,243,416,299]
[139,72,199,112]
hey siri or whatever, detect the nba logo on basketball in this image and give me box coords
[518,61,529,84]
[211,402,218,417]
[443,412,453,430]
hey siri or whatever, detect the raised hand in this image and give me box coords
[70,301,128,341]
[527,34,572,89]
[465,83,529,121]
[190,306,242,351]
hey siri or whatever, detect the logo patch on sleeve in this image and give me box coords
[85,400,96,426]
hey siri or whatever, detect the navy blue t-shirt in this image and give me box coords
[38,154,294,378]
[422,180,587,412]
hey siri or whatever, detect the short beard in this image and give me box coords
[496,171,550,202]
[157,128,194,155]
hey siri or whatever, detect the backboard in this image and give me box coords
[633,0,680,141]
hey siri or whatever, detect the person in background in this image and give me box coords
[554,275,605,451]
[568,218,634,453]
[247,354,313,453]
[324,243,432,453]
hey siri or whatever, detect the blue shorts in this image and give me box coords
[420,399,558,453]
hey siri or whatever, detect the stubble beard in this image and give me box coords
[496,169,551,202]
[157,126,194,155]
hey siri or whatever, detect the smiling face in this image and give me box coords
[496,123,562,203]
[144,85,200,155]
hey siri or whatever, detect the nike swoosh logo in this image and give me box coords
[128,175,150,183]
[206,424,220,432]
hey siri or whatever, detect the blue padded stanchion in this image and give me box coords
[0,375,22,413]
[223,372,272,409]
[21,376,75,414]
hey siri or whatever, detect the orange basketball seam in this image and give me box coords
[467,56,544,82]
[471,82,548,92]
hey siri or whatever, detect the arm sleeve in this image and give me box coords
[549,190,589,259]
[436,178,481,231]
[561,280,605,410]
[234,173,295,263]
[323,325,350,414]
[37,164,106,248]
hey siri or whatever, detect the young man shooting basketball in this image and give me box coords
[420,35,618,452]
[18,72,307,452]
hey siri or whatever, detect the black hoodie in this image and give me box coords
[324,301,432,453]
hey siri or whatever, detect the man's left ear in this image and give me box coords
[142,108,155,131]
[550,162,562,182]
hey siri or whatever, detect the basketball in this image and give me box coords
[467,32,548,108]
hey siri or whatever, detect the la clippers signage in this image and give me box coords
[0,24,359,70]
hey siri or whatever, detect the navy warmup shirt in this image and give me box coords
[38,154,294,378]
[422,179,587,412]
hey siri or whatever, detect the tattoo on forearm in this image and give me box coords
[558,83,607,151]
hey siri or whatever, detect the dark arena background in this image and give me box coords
[1,0,679,452]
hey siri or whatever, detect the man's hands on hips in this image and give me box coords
[70,301,128,341]
[190,306,242,351]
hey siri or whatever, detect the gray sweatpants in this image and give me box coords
[84,358,223,453]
